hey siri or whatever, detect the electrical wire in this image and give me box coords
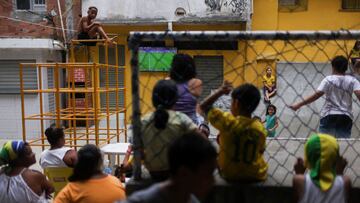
[0,15,78,32]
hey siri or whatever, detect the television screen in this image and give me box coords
[138,47,177,72]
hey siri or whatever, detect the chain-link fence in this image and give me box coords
[128,31,360,187]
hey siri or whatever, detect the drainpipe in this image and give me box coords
[167,21,173,31]
[57,0,67,48]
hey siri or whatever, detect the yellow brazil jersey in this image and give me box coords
[208,108,268,181]
[263,75,275,87]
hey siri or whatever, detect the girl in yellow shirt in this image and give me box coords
[263,66,277,103]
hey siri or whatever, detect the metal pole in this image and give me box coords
[115,43,120,143]
[55,63,61,128]
[38,65,45,150]
[56,0,67,45]
[20,64,26,142]
[93,63,99,146]
[129,35,142,180]
[105,43,110,144]
[85,66,90,144]
[130,30,360,41]
[70,65,77,149]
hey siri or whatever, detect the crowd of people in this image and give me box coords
[0,42,357,202]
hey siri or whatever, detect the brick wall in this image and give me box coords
[74,68,85,82]
[0,0,81,41]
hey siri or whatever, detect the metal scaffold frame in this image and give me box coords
[20,39,127,149]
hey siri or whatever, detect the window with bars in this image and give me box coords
[278,0,308,12]
[16,0,30,10]
[342,0,360,9]
[34,0,45,4]
[16,0,46,11]
[279,0,298,6]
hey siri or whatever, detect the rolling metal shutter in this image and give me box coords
[47,68,55,112]
[0,60,37,94]
[194,56,224,100]
[99,45,125,107]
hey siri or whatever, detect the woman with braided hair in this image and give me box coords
[141,79,198,181]
[0,141,54,203]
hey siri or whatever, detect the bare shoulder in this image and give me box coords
[66,148,77,154]
[80,16,87,22]
[188,78,202,86]
[27,169,46,179]
[64,148,77,159]
[64,149,77,167]
[22,169,47,186]
[188,78,203,97]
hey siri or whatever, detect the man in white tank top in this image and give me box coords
[39,127,77,169]
[293,133,351,203]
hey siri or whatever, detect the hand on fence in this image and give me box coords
[336,156,348,175]
[288,103,301,111]
[219,80,232,95]
[294,157,306,175]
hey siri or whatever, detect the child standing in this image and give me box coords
[265,104,279,138]
[263,66,277,103]
[200,81,268,181]
[293,133,351,203]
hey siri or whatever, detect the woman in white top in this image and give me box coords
[0,140,54,203]
[293,133,351,203]
[141,80,199,181]
[39,127,77,169]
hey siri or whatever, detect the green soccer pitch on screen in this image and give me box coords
[139,47,177,72]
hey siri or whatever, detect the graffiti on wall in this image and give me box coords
[205,0,246,14]
[223,0,243,13]
[205,0,222,11]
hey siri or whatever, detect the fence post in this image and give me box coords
[129,34,143,180]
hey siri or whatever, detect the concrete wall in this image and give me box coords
[0,41,62,139]
[82,0,251,23]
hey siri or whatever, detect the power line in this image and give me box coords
[0,15,78,32]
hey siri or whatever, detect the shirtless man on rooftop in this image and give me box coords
[77,6,113,44]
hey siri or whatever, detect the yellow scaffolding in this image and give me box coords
[20,39,127,149]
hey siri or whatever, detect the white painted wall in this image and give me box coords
[82,0,251,22]
[0,40,63,139]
